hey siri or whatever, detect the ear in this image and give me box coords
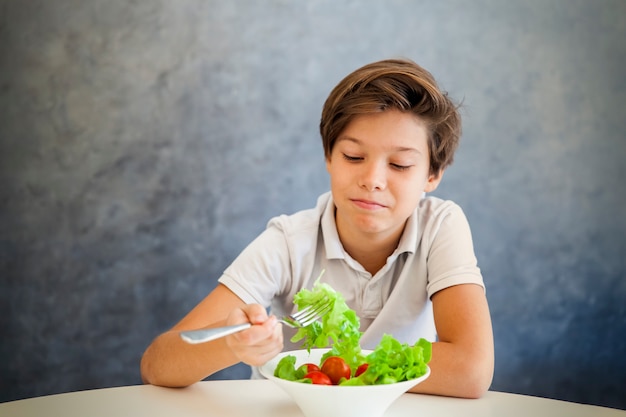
[325,156,332,174]
[424,170,444,193]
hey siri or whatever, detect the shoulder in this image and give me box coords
[417,196,472,242]
[418,195,466,223]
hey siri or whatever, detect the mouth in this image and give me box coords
[350,198,387,210]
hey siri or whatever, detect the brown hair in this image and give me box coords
[319,58,462,176]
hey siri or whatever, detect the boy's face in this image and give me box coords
[326,109,442,242]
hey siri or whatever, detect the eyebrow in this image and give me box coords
[337,136,423,155]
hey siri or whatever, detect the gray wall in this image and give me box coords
[1,0,625,410]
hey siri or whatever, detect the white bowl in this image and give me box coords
[259,348,430,417]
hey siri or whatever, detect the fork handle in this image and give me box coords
[179,323,252,344]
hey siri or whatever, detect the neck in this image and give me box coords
[337,223,404,276]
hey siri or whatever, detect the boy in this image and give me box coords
[141,58,494,398]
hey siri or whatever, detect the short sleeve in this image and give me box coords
[218,220,292,307]
[425,204,484,298]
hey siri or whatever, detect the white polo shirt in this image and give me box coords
[219,191,483,354]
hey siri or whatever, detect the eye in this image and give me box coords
[390,163,412,171]
[342,153,363,162]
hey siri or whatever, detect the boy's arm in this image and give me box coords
[408,283,494,398]
[140,284,283,387]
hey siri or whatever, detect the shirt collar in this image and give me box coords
[396,209,418,255]
[321,194,345,259]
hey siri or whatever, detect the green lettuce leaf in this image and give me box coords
[290,279,364,368]
[273,354,310,382]
[340,334,430,385]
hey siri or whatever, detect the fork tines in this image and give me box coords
[293,298,332,326]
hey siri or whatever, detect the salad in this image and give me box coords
[274,280,431,386]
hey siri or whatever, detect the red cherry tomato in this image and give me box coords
[321,356,351,385]
[297,363,321,374]
[304,370,332,385]
[355,363,369,377]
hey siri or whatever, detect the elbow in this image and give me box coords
[140,349,162,386]
[461,375,492,399]
[140,352,156,385]
[459,356,494,399]
[413,351,494,398]
[140,359,190,388]
[140,345,190,388]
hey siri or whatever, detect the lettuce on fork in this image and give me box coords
[277,278,432,385]
[290,280,364,368]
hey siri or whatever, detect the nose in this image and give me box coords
[358,161,386,191]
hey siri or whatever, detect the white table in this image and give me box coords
[1,380,624,417]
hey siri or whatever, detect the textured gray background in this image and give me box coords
[1,0,625,410]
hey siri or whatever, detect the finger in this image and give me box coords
[227,322,283,367]
[231,316,278,345]
[241,334,284,367]
[253,321,284,355]
[242,304,270,325]
[247,346,283,367]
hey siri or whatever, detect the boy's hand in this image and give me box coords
[224,304,283,367]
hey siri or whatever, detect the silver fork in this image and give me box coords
[179,297,332,344]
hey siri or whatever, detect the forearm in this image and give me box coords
[407,340,494,398]
[140,329,239,387]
